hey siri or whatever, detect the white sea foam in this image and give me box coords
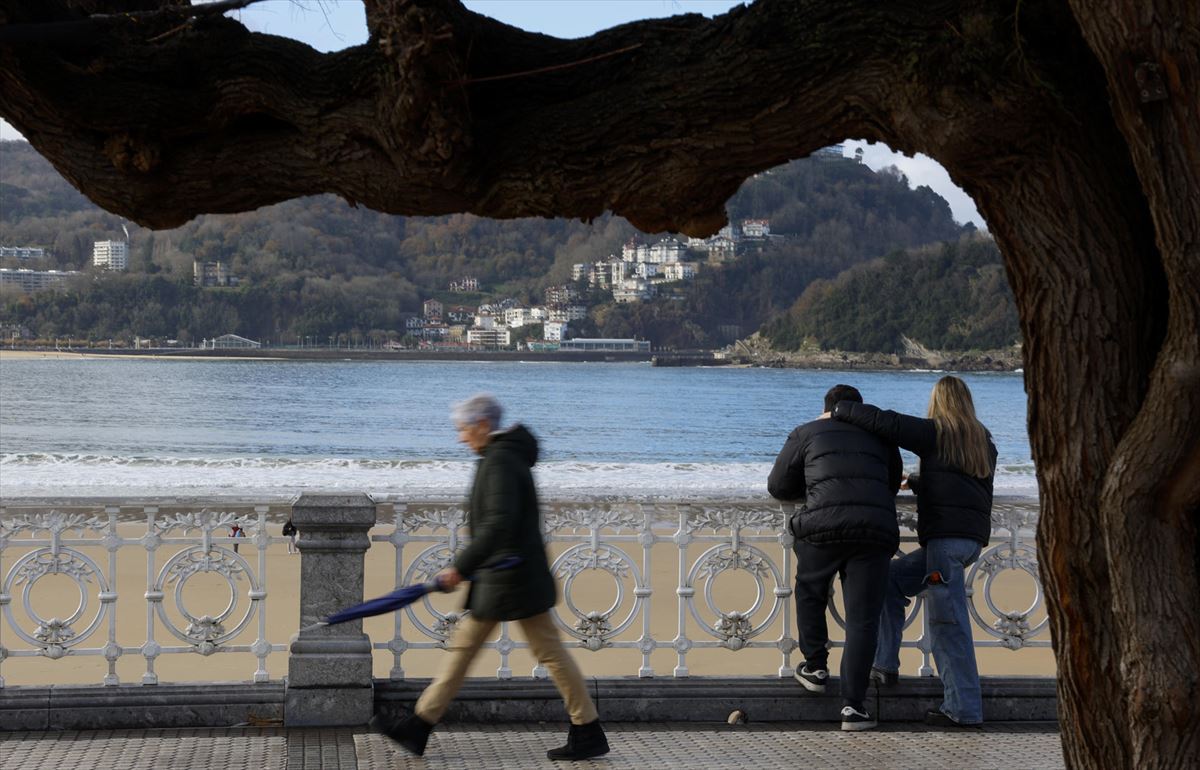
[0,453,1039,501]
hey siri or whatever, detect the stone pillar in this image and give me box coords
[285,492,377,726]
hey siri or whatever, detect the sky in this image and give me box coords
[0,0,984,227]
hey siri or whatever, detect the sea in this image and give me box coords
[0,358,1036,501]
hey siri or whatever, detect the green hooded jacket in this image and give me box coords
[453,424,557,620]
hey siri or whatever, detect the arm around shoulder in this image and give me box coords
[831,401,938,456]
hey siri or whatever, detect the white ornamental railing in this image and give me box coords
[0,505,288,687]
[371,497,1049,680]
[1,496,1048,687]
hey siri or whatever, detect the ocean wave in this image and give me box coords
[0,453,1040,500]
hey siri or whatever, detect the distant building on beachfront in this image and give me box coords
[466,326,511,348]
[559,338,650,353]
[92,240,128,271]
[0,268,80,293]
[204,334,261,349]
[423,299,443,321]
[0,322,33,341]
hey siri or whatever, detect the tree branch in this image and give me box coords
[0,0,1055,234]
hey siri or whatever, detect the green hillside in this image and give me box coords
[1,140,969,346]
[763,236,1020,354]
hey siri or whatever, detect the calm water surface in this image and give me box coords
[0,359,1033,500]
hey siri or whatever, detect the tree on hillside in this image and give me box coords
[1,1,1196,765]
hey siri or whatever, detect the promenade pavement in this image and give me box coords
[1,722,1064,769]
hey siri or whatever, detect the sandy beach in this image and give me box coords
[1,518,1054,687]
[0,349,284,362]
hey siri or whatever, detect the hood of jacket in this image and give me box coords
[485,423,539,467]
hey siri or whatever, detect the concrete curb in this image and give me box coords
[0,676,1056,731]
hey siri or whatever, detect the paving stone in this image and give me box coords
[0,728,287,770]
[0,722,1064,770]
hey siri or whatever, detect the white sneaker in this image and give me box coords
[840,705,877,731]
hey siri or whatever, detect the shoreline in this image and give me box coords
[0,347,1024,372]
[0,347,654,364]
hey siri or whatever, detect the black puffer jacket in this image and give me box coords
[832,401,996,546]
[768,418,902,549]
[454,424,557,621]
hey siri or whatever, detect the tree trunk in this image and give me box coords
[1064,1,1200,766]
[1,1,1197,765]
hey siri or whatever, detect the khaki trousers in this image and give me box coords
[414,611,599,725]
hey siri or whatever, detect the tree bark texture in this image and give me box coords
[1,1,1197,766]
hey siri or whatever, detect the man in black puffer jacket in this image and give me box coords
[768,384,902,732]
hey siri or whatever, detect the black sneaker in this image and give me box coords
[794,663,829,693]
[371,712,435,756]
[924,709,982,729]
[869,666,898,686]
[840,705,877,731]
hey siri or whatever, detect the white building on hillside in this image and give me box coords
[505,307,536,328]
[613,278,653,303]
[742,219,771,238]
[662,262,697,282]
[0,268,80,293]
[544,321,568,341]
[93,240,129,271]
[648,239,686,264]
[0,246,47,261]
[548,304,588,323]
[707,236,737,262]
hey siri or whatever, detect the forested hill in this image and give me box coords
[1,139,968,346]
[763,236,1020,354]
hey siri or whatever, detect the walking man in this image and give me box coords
[768,384,901,730]
[372,393,609,761]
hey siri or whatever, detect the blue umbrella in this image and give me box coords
[300,555,522,632]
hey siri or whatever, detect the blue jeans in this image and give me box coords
[873,537,984,724]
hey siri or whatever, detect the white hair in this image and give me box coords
[451,392,503,429]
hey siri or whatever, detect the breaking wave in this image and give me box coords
[0,453,1038,501]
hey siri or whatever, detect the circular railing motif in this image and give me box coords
[685,543,785,650]
[151,545,260,655]
[967,541,1048,648]
[3,547,113,659]
[402,543,460,642]
[551,543,644,650]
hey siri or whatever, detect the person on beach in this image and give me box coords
[768,384,902,731]
[230,523,245,553]
[372,392,609,761]
[831,375,996,728]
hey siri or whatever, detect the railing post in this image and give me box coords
[285,493,377,726]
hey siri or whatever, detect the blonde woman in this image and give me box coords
[832,375,996,728]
